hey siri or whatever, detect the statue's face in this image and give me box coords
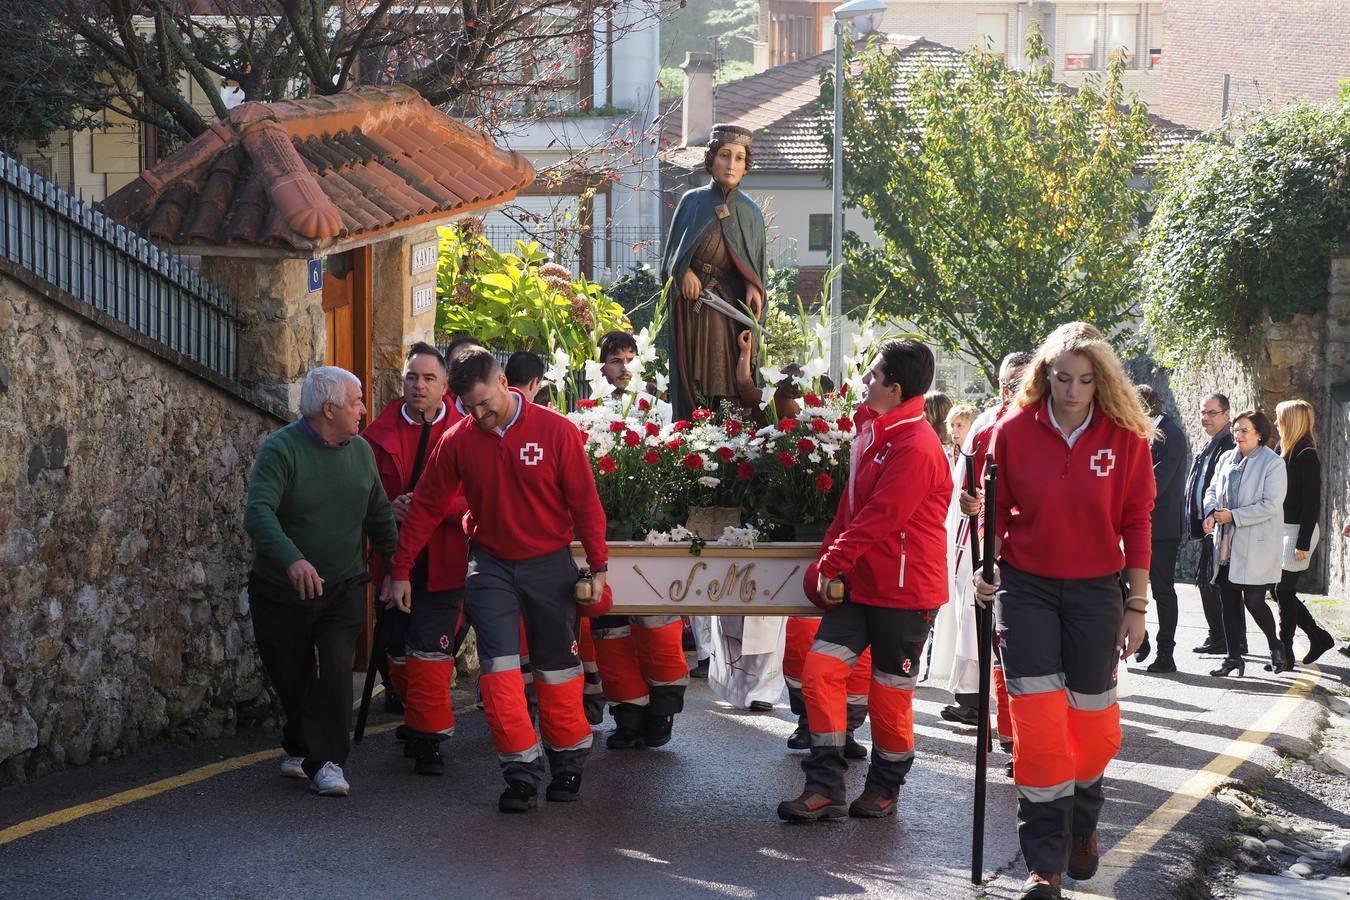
[710,143,748,191]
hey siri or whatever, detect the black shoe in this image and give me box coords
[1193,638,1224,654]
[1269,645,1291,674]
[940,704,979,726]
[498,781,538,813]
[847,791,896,818]
[1145,655,1177,674]
[1210,657,1244,678]
[748,700,774,712]
[787,725,811,750]
[394,724,412,742]
[413,741,444,776]
[1019,872,1062,899]
[689,658,709,679]
[1339,644,1350,659]
[1067,831,1099,880]
[545,773,582,802]
[1133,632,1151,664]
[607,726,645,750]
[1304,629,1335,665]
[383,690,404,715]
[777,790,847,822]
[843,733,868,760]
[643,714,674,748]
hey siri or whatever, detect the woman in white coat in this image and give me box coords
[1203,409,1289,677]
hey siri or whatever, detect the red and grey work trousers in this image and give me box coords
[590,614,689,732]
[785,616,871,735]
[801,602,934,801]
[996,563,1123,875]
[401,587,465,742]
[466,546,592,787]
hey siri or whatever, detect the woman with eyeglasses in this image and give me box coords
[1203,409,1289,677]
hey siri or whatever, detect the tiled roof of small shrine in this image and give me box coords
[103,85,534,252]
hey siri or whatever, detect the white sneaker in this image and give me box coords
[279,756,306,779]
[309,762,350,797]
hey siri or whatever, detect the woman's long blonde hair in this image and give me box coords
[1275,399,1316,457]
[1016,322,1155,440]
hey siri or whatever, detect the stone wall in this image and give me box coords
[0,271,283,784]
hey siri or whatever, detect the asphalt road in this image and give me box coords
[1,585,1346,900]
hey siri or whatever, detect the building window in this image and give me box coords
[1065,14,1097,70]
[808,214,832,252]
[1107,14,1138,66]
[974,13,1008,59]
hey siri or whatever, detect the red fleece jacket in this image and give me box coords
[362,399,468,591]
[816,395,954,609]
[991,398,1154,580]
[389,391,608,578]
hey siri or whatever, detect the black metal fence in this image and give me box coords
[0,154,242,380]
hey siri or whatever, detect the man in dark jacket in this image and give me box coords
[1183,393,1238,655]
[1136,386,1190,673]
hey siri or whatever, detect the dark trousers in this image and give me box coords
[1273,568,1327,651]
[995,564,1122,875]
[1195,538,1234,650]
[249,576,366,778]
[1217,565,1278,661]
[1150,538,1181,656]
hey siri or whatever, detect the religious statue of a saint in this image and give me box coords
[661,123,767,419]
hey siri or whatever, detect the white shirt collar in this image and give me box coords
[1047,398,1094,448]
[1152,413,1164,428]
[401,401,447,426]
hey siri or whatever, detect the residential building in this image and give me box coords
[755,1,1165,106]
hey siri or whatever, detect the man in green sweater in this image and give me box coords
[244,365,398,797]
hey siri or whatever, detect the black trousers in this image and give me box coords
[1150,538,1181,656]
[1273,568,1326,650]
[1217,565,1278,661]
[1195,539,1238,651]
[249,575,366,777]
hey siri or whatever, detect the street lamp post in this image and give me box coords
[829,0,887,385]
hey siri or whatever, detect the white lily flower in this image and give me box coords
[758,393,773,412]
[759,364,786,386]
[851,325,877,356]
[812,320,833,350]
[544,347,570,386]
[652,370,670,393]
[584,360,615,400]
[801,357,829,383]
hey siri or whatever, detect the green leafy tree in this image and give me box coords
[1139,100,1350,365]
[833,29,1155,386]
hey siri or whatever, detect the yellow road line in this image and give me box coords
[0,721,401,847]
[1077,669,1318,897]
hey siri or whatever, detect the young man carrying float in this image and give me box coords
[778,339,953,822]
[383,346,609,812]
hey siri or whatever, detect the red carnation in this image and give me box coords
[673,419,691,432]
[810,418,830,433]
[577,399,598,409]
[804,393,823,407]
[638,398,651,411]
[724,420,744,438]
[623,429,641,447]
[716,446,735,463]
[645,421,661,437]
[667,438,685,450]
[796,438,816,454]
[643,450,660,466]
[737,462,755,481]
[691,407,713,421]
[597,455,617,475]
[777,417,800,433]
[778,450,798,467]
[815,473,833,492]
[683,452,704,471]
[609,420,626,433]
[836,416,853,432]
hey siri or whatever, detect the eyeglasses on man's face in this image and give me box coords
[1200,409,1226,418]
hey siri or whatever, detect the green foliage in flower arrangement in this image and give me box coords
[1139,99,1350,365]
[435,223,629,366]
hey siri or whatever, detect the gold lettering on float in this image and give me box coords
[668,562,707,602]
[706,563,758,603]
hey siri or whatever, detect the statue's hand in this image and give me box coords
[746,285,764,319]
[681,269,702,301]
[737,329,755,359]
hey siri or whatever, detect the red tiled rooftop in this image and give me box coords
[104,86,535,252]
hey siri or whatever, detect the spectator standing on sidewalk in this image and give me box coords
[244,366,398,797]
[1134,385,1189,674]
[1183,395,1237,657]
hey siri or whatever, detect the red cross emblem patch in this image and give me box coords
[520,442,544,466]
[902,658,912,674]
[439,634,450,651]
[1089,448,1116,477]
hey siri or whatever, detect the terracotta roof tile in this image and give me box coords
[103,85,534,251]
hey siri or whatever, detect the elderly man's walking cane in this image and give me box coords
[353,614,385,744]
[970,456,998,885]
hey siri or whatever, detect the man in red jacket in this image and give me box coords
[778,339,953,821]
[384,346,608,813]
[362,342,464,776]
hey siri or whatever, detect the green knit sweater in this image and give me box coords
[243,420,398,592]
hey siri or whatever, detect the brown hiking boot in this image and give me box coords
[847,791,896,818]
[1019,872,1062,899]
[1068,830,1099,880]
[776,790,846,822]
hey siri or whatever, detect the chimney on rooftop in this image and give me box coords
[681,52,716,147]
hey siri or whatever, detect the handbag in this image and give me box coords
[1281,522,1319,573]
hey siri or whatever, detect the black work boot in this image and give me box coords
[642,712,674,748]
[776,791,846,822]
[412,740,444,776]
[546,773,582,802]
[498,781,538,813]
[843,732,868,760]
[786,718,811,750]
